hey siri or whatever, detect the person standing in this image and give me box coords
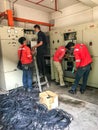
[66,42,92,94]
[33,25,47,76]
[53,46,66,87]
[18,37,33,92]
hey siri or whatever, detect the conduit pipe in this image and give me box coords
[25,0,61,12]
[0,10,14,26]
[55,0,57,11]
[13,16,54,27]
[6,10,14,26]
[0,10,54,29]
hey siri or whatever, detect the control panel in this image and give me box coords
[0,26,24,90]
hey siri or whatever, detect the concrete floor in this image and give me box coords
[0,81,98,130]
[45,81,98,130]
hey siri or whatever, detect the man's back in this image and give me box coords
[74,44,92,68]
[53,46,66,62]
[37,31,47,54]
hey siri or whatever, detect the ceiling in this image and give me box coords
[15,0,80,13]
[12,0,98,13]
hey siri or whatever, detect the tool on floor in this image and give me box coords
[34,56,49,92]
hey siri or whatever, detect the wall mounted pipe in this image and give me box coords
[55,0,57,11]
[6,10,14,26]
[0,9,54,30]
[13,16,54,27]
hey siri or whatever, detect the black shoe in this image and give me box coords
[80,89,85,94]
[55,82,60,85]
[68,89,76,94]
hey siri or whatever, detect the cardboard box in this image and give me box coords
[39,91,58,110]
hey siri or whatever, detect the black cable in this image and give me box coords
[0,87,73,130]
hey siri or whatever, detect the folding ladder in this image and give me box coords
[34,56,49,92]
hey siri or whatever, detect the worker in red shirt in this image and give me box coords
[18,37,34,92]
[53,46,66,87]
[66,42,92,94]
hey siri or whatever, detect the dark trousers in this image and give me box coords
[22,68,33,89]
[36,53,45,75]
[71,64,91,91]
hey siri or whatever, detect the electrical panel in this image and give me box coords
[50,30,64,50]
[50,30,65,79]
[0,26,24,90]
[64,32,77,41]
[50,21,98,88]
[83,28,98,87]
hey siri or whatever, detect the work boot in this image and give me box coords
[68,89,76,94]
[80,89,85,94]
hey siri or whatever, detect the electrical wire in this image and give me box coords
[0,87,73,130]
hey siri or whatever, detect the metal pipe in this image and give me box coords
[6,10,14,26]
[49,26,51,31]
[36,0,44,4]
[0,10,54,27]
[25,0,61,12]
[13,17,54,27]
[55,0,57,11]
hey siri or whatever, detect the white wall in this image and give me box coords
[0,0,9,25]
[51,3,98,28]
[0,1,50,32]
[14,4,50,31]
[0,0,10,12]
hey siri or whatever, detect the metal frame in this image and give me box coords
[24,0,61,12]
[0,10,54,29]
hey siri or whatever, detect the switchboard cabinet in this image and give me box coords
[50,21,98,88]
[83,28,98,88]
[0,26,24,90]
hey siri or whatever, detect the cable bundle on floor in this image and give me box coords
[0,87,73,130]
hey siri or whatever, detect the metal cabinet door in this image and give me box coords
[83,28,98,56]
[1,40,19,72]
[83,28,98,88]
